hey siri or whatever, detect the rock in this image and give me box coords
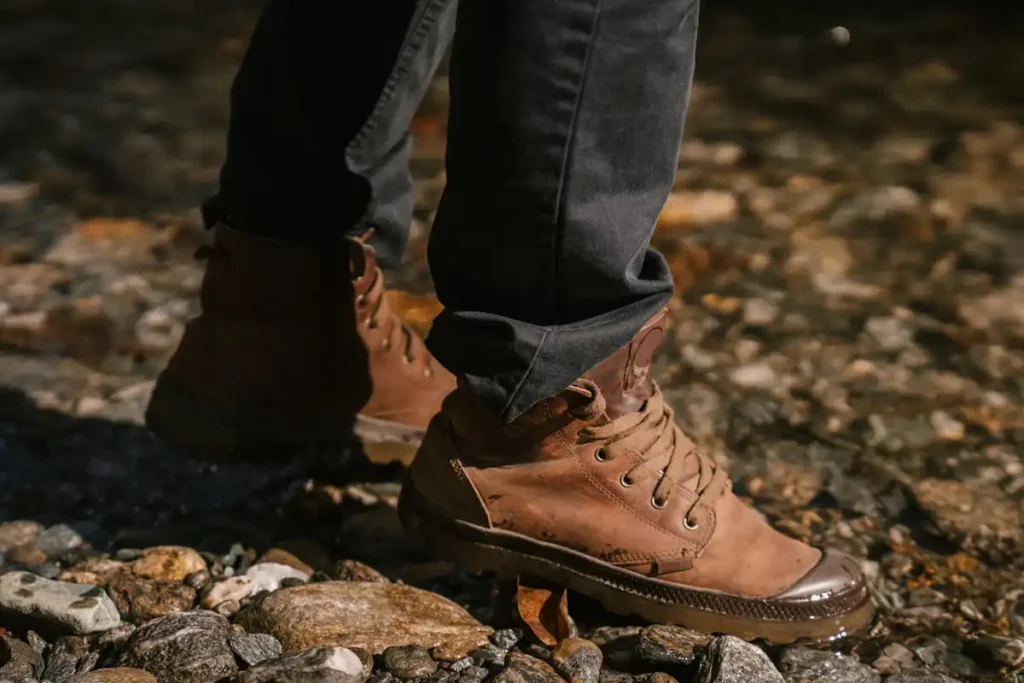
[131,547,206,582]
[106,573,196,623]
[929,411,965,441]
[649,674,678,683]
[60,558,129,585]
[884,672,963,683]
[494,653,563,683]
[696,637,782,683]
[236,581,492,657]
[730,363,777,389]
[550,638,602,683]
[742,299,779,326]
[637,625,710,666]
[201,577,252,610]
[67,669,158,682]
[491,629,522,651]
[969,635,1024,667]
[382,645,438,678]
[659,191,739,228]
[912,479,1020,547]
[245,562,309,594]
[6,544,47,566]
[238,647,367,683]
[0,633,42,680]
[43,635,92,683]
[227,629,283,667]
[0,572,120,635]
[333,560,389,583]
[0,521,43,551]
[34,524,85,558]
[117,611,237,683]
[256,549,315,576]
[778,646,880,682]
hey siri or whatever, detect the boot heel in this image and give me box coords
[145,372,239,460]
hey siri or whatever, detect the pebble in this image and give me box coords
[236,581,492,657]
[7,543,48,566]
[238,646,366,683]
[550,638,602,683]
[228,629,284,667]
[68,668,158,682]
[637,625,710,666]
[777,647,880,683]
[334,559,390,583]
[864,316,914,351]
[117,610,237,683]
[245,561,310,593]
[201,576,253,610]
[494,652,563,683]
[696,637,783,683]
[60,558,129,585]
[649,674,678,683]
[0,633,43,680]
[130,547,206,582]
[105,573,196,623]
[382,645,438,678]
[0,520,43,551]
[491,629,523,650]
[929,411,965,441]
[0,571,120,635]
[969,634,1024,667]
[42,634,91,682]
[34,524,85,558]
[884,672,964,683]
[729,363,777,389]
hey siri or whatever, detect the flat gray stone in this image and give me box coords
[0,571,120,635]
[238,646,367,683]
[227,630,283,667]
[117,610,236,683]
[697,637,783,683]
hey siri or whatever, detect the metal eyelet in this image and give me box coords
[651,496,667,509]
[594,448,609,462]
[367,318,378,330]
[356,294,367,306]
[403,355,413,365]
[382,338,391,351]
[683,516,699,531]
[619,473,634,488]
[423,367,433,378]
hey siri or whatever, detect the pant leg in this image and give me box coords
[204,0,458,267]
[427,0,700,420]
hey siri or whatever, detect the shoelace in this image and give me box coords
[569,380,729,526]
[357,267,432,376]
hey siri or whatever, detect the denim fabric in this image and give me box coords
[207,0,700,420]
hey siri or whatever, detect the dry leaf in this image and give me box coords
[515,575,577,646]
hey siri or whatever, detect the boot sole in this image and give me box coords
[398,480,874,643]
[145,372,425,464]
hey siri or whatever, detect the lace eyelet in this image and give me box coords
[594,448,609,462]
[651,496,667,509]
[619,473,634,488]
[683,516,699,531]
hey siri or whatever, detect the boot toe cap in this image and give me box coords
[771,549,866,603]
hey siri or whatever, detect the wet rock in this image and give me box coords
[236,581,492,657]
[106,573,196,623]
[130,547,206,582]
[1,633,42,680]
[117,610,236,683]
[67,668,158,682]
[550,638,602,683]
[34,524,85,558]
[494,653,563,683]
[0,520,43,551]
[777,647,879,682]
[238,647,367,683]
[333,560,389,583]
[696,637,782,683]
[0,572,120,635]
[382,645,437,678]
[637,625,710,666]
[227,629,283,667]
[245,562,309,594]
[59,558,128,586]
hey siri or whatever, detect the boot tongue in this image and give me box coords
[582,308,667,420]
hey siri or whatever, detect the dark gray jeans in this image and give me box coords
[205,0,700,421]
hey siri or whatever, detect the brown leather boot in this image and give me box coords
[399,308,872,642]
[145,225,454,462]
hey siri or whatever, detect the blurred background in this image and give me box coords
[1,1,1023,680]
